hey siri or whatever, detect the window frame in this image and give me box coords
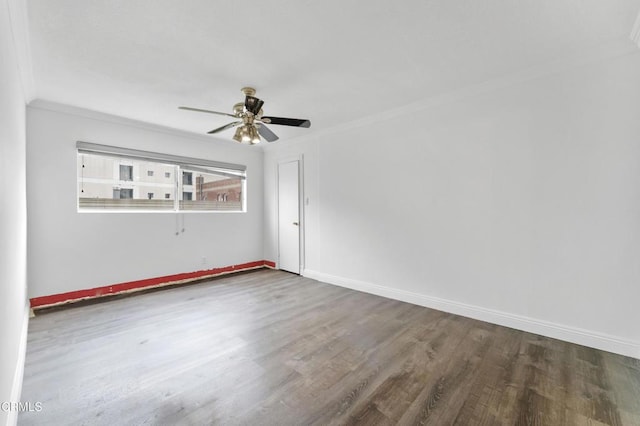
[77,142,247,213]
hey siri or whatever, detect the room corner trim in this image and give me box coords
[303,269,640,360]
[30,260,276,309]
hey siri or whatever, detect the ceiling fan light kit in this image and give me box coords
[179,87,310,145]
[232,124,261,145]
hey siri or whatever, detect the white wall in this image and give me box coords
[0,0,30,424]
[264,51,640,358]
[27,103,264,299]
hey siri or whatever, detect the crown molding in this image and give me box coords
[264,36,640,153]
[6,0,35,102]
[27,99,257,154]
[632,9,640,47]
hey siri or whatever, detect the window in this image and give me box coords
[183,171,193,185]
[112,188,133,199]
[182,169,243,211]
[77,142,246,212]
[119,165,133,181]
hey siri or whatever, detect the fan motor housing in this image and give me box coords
[241,87,256,97]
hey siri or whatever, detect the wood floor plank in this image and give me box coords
[395,323,494,425]
[18,269,640,425]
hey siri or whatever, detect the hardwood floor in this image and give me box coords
[19,269,640,425]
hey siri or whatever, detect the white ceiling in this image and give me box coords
[27,0,640,144]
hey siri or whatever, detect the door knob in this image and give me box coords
[293,222,299,226]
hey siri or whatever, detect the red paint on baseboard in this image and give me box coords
[30,260,276,309]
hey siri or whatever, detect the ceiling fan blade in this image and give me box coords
[207,121,241,134]
[257,124,279,142]
[179,106,237,118]
[261,116,311,128]
[245,96,264,115]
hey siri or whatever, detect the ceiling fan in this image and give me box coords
[179,87,311,144]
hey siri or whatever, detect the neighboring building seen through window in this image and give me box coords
[78,150,245,212]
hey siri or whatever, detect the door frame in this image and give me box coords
[277,154,305,274]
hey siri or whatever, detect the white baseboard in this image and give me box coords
[303,269,640,360]
[6,303,30,426]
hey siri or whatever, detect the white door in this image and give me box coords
[278,160,300,274]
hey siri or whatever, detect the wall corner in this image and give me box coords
[6,0,36,102]
[631,10,640,48]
